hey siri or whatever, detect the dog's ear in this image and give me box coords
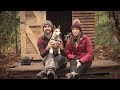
[53,25,56,29]
[58,25,60,29]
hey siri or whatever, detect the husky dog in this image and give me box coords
[49,25,61,54]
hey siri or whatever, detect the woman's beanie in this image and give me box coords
[71,19,82,30]
[42,20,53,30]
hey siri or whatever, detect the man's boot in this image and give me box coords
[47,68,55,79]
[72,72,79,79]
[36,70,47,79]
[66,73,73,79]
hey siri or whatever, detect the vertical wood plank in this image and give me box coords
[20,11,26,56]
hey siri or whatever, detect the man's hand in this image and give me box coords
[76,60,81,68]
[46,41,54,50]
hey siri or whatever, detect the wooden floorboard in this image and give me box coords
[7,60,120,72]
[6,60,120,79]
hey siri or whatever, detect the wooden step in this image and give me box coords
[6,60,120,79]
[8,60,120,71]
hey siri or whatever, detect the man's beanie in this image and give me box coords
[71,19,82,30]
[42,20,53,30]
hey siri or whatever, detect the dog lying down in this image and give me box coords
[49,25,62,55]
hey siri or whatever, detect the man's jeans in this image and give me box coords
[43,53,67,71]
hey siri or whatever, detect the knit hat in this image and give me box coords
[71,20,82,30]
[42,20,53,30]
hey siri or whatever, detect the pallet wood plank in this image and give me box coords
[25,26,40,54]
[20,11,26,56]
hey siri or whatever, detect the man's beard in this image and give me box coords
[44,29,52,35]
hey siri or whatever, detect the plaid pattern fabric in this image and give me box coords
[37,35,50,58]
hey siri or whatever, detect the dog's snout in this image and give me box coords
[56,31,60,35]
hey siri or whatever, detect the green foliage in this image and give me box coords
[95,11,118,45]
[0,11,20,54]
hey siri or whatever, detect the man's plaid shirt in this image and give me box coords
[37,35,65,58]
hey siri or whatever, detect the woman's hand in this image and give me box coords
[76,60,81,68]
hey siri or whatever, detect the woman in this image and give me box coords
[65,19,94,79]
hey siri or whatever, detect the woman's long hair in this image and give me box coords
[69,31,83,49]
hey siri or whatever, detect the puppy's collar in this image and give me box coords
[50,37,58,41]
[50,37,61,42]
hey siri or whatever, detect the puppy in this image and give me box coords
[49,25,61,55]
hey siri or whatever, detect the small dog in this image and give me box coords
[49,25,61,55]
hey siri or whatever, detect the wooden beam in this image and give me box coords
[33,11,46,25]
[25,26,40,54]
[33,11,46,35]
[20,11,25,23]
[20,11,26,56]
[33,11,42,24]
